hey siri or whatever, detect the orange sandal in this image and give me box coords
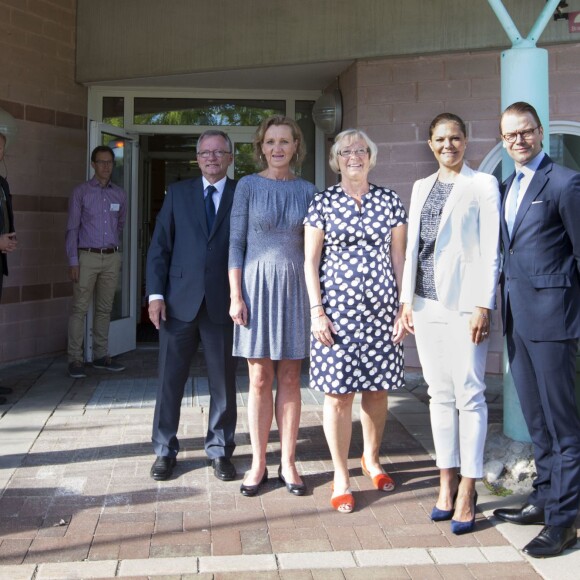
[361,456,395,492]
[330,487,355,513]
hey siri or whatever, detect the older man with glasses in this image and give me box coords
[65,145,127,378]
[146,130,238,482]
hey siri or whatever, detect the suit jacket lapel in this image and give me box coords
[416,173,438,215]
[500,173,515,242]
[438,166,471,233]
[211,178,235,238]
[511,157,551,239]
[193,178,209,237]
[435,163,475,236]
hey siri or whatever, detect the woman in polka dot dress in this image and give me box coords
[304,129,408,513]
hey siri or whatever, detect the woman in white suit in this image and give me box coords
[400,113,500,535]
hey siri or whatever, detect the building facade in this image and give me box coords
[1,0,579,370]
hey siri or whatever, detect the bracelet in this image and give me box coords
[310,304,323,310]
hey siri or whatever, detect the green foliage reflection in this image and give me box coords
[134,100,284,126]
[234,143,257,180]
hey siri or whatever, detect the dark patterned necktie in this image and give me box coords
[205,185,217,232]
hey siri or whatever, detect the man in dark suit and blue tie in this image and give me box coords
[494,101,580,558]
[146,130,238,482]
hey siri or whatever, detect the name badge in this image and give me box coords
[110,203,120,212]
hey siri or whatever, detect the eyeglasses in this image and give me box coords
[94,160,114,166]
[338,148,370,158]
[197,150,231,159]
[502,126,540,143]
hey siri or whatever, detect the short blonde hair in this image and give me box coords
[253,115,306,169]
[329,129,378,174]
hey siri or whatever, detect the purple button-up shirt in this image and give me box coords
[65,176,127,266]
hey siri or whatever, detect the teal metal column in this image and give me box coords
[487,0,561,442]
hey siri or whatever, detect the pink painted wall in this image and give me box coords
[0,0,87,363]
[337,43,580,373]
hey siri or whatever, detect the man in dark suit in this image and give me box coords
[146,130,238,482]
[0,132,18,405]
[494,102,580,558]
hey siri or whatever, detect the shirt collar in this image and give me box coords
[518,151,545,179]
[89,175,112,188]
[202,175,227,195]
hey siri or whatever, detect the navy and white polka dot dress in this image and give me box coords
[304,184,407,393]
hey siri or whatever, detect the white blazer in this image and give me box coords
[400,163,500,312]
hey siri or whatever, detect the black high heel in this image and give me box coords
[240,468,268,497]
[278,465,307,496]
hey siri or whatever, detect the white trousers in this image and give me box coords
[412,296,488,478]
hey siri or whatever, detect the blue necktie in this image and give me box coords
[506,172,524,237]
[204,185,217,232]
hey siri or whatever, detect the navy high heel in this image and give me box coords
[431,491,457,521]
[451,490,478,535]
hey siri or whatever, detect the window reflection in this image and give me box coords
[550,134,580,171]
[296,100,315,183]
[134,98,285,126]
[100,134,131,321]
[234,143,256,180]
[103,97,124,128]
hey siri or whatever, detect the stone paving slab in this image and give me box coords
[0,349,577,580]
[0,552,544,579]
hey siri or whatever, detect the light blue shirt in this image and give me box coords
[504,151,545,223]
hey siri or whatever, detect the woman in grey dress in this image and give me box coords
[229,116,316,497]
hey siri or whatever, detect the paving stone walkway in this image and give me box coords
[0,347,578,579]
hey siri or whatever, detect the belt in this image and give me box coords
[79,247,119,254]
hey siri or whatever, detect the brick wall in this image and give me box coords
[0,0,87,363]
[339,43,580,374]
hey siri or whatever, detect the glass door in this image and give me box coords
[229,130,256,179]
[86,121,139,358]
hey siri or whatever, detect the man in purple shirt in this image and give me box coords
[65,145,127,378]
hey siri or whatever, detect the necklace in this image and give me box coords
[340,182,368,200]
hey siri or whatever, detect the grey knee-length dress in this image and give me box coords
[229,174,317,360]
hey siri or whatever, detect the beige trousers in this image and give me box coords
[67,251,122,362]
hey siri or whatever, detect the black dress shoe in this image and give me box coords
[0,396,6,405]
[0,386,13,395]
[150,456,176,481]
[278,465,307,496]
[493,503,545,525]
[523,525,577,558]
[211,457,236,481]
[240,469,268,497]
